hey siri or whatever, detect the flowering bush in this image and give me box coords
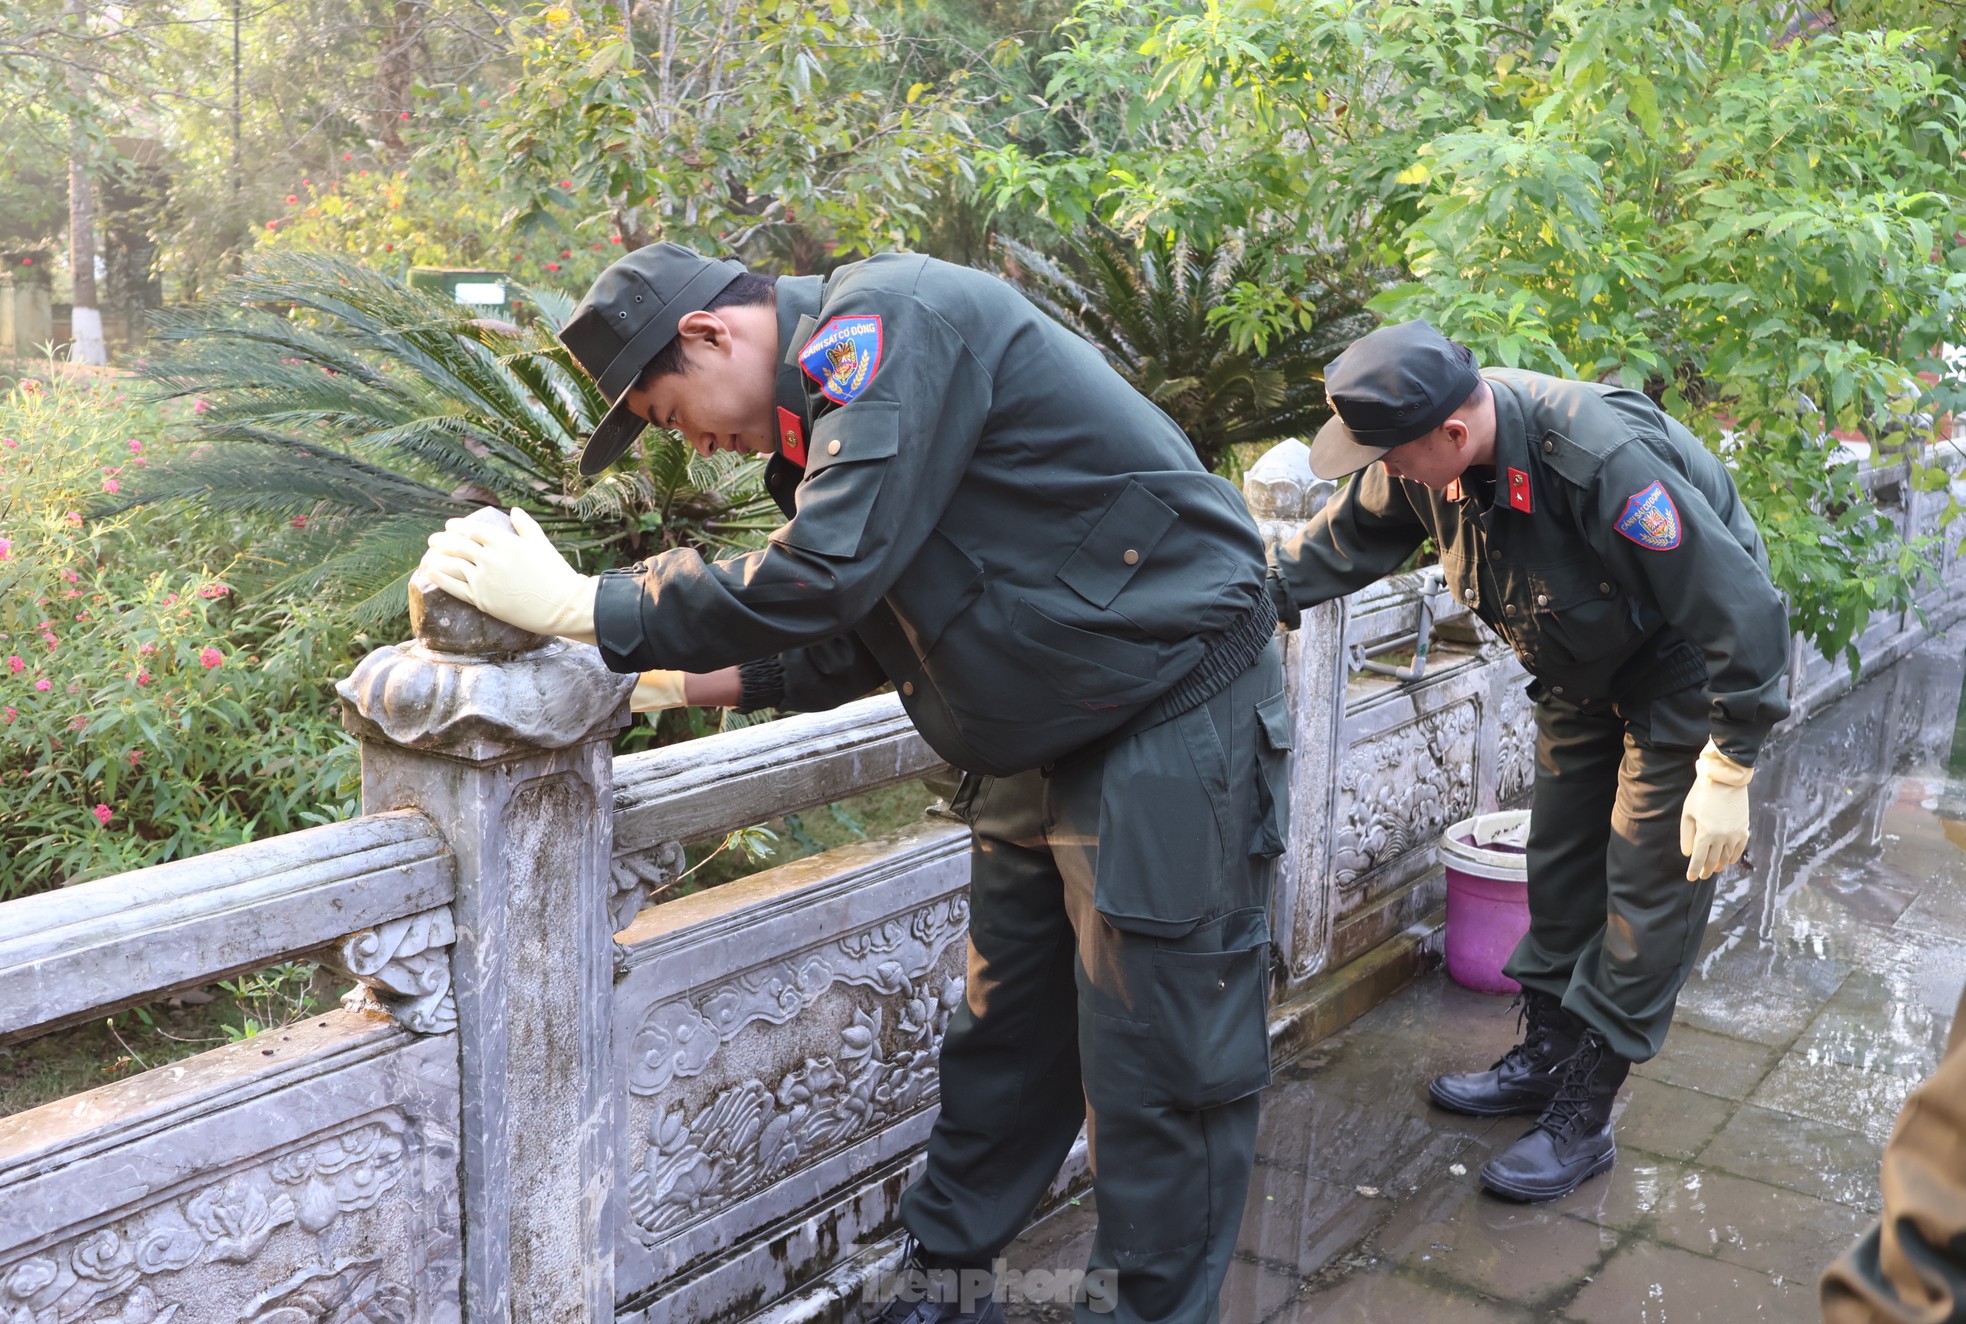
[0,375,362,898]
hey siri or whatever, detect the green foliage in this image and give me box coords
[999,226,1373,472]
[257,153,620,293]
[130,252,777,630]
[0,374,361,897]
[999,0,1966,666]
[483,0,985,264]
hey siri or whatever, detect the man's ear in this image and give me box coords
[675,310,729,351]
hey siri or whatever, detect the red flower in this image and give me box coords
[611,236,622,244]
[342,153,354,161]
[199,647,223,669]
[127,748,143,765]
[5,656,21,672]
[266,220,279,230]
[135,671,150,686]
[20,257,30,266]
[92,803,112,826]
[102,478,119,494]
[34,678,51,692]
[291,515,308,529]
[399,110,411,120]
[286,194,299,204]
[545,263,561,272]
[197,583,231,599]
[2,706,14,724]
[559,180,573,189]
[561,250,572,258]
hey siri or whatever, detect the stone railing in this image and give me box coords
[5,440,1965,1324]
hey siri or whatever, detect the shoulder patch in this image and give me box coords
[799,314,883,405]
[1614,481,1682,551]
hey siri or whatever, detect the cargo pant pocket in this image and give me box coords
[1141,907,1273,1110]
[1250,690,1293,858]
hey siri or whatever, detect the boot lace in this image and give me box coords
[1488,993,1562,1073]
[1535,1031,1608,1143]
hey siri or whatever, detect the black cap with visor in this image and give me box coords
[1309,320,1483,480]
[558,242,748,477]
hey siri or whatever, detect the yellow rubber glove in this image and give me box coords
[630,669,688,713]
[420,507,599,644]
[1680,740,1754,881]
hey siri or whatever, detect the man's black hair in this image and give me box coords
[633,271,778,390]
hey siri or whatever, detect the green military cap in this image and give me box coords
[559,242,748,477]
[1310,319,1482,479]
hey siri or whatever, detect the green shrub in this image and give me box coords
[0,374,361,898]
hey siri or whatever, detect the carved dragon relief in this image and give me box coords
[0,1120,417,1324]
[622,894,969,1245]
[1331,700,1479,891]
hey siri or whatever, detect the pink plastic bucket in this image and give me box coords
[1441,810,1531,994]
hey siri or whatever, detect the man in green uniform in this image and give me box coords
[420,244,1292,1324]
[1267,320,1790,1202]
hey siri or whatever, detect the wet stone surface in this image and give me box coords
[1001,630,1966,1321]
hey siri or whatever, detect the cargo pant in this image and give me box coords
[1502,682,1714,1063]
[1821,979,1966,1323]
[897,644,1289,1324]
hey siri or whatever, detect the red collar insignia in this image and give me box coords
[1445,478,1463,503]
[1507,467,1533,514]
[776,406,807,467]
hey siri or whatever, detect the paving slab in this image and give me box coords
[1565,1239,1812,1321]
[1629,1024,1783,1102]
[1645,1167,1876,1285]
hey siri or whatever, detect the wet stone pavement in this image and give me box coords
[1002,629,1966,1322]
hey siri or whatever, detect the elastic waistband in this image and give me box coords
[1144,590,1279,728]
[1615,639,1708,703]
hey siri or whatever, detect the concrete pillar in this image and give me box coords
[337,507,635,1322]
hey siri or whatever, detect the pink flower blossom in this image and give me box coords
[60,569,78,584]
[0,437,15,449]
[199,647,223,669]
[291,515,308,529]
[127,439,142,454]
[286,193,299,204]
[65,511,82,526]
[6,656,21,673]
[138,643,156,656]
[162,593,178,606]
[68,715,86,731]
[62,589,81,599]
[192,399,210,414]
[34,679,51,692]
[127,748,143,765]
[197,583,230,599]
[101,479,119,494]
[42,632,58,647]
[2,707,13,724]
[0,538,10,560]
[132,457,147,467]
[91,804,112,826]
[135,671,150,686]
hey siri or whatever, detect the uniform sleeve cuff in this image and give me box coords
[736,657,786,714]
[593,570,656,673]
[1264,561,1301,632]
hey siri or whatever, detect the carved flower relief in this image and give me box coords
[268,1124,406,1222]
[186,1181,295,1265]
[244,1257,412,1324]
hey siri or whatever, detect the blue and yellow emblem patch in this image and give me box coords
[799,314,884,405]
[1614,481,1682,551]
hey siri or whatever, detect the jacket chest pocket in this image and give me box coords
[773,401,900,559]
[1516,562,1637,667]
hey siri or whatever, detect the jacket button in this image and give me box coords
[1554,685,1565,695]
[1122,549,1140,565]
[1598,582,1610,593]
[827,439,842,456]
[902,681,914,696]
[1536,593,1549,607]
[1543,439,1554,453]
[1505,603,1517,615]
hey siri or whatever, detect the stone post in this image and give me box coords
[1243,439,1349,993]
[337,508,636,1323]
[1,252,53,358]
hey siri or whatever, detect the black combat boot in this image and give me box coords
[1427,989,1585,1117]
[864,1237,1007,1324]
[1479,1028,1630,1202]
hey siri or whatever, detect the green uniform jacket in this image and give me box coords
[1269,369,1791,764]
[592,253,1269,776]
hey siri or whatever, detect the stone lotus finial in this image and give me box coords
[336,507,636,760]
[1243,438,1337,532]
